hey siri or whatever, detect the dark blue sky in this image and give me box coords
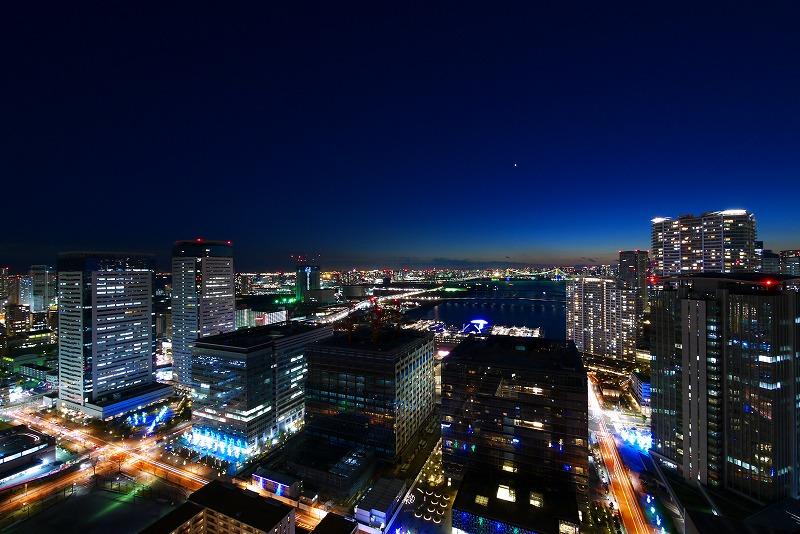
[3,3,799,271]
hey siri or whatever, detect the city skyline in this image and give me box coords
[4,4,800,270]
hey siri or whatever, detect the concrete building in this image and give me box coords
[651,273,800,503]
[191,324,333,450]
[441,336,589,516]
[651,210,757,276]
[305,328,435,461]
[57,252,171,419]
[141,480,295,534]
[171,240,235,387]
[4,304,30,336]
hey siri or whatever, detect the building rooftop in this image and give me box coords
[188,480,293,531]
[172,239,233,258]
[355,478,405,515]
[90,381,172,407]
[140,501,203,534]
[311,327,432,354]
[56,252,154,272]
[0,425,54,462]
[453,468,580,533]
[310,513,358,534]
[446,335,584,373]
[196,323,327,351]
[663,272,800,283]
[19,363,52,372]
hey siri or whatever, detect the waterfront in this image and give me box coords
[406,279,567,339]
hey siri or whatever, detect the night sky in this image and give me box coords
[3,3,800,271]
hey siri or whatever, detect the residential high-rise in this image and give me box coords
[171,239,235,387]
[442,336,588,532]
[566,276,640,363]
[305,328,435,461]
[651,210,757,276]
[651,273,800,503]
[57,252,171,419]
[30,265,56,312]
[295,263,320,302]
[781,250,800,276]
[191,323,333,450]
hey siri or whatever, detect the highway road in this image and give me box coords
[590,377,652,534]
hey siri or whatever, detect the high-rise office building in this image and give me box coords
[57,253,171,419]
[30,265,56,312]
[171,240,235,387]
[651,273,800,503]
[780,250,800,276]
[305,328,435,461]
[442,336,588,533]
[191,323,333,450]
[0,267,10,304]
[619,250,649,300]
[651,210,757,276]
[295,263,320,302]
[7,275,32,307]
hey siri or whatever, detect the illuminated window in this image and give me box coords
[475,495,489,506]
[502,461,517,473]
[496,485,516,502]
[530,492,543,507]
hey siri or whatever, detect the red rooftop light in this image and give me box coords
[764,279,776,287]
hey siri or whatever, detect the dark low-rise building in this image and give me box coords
[0,424,56,482]
[452,469,580,534]
[141,480,295,534]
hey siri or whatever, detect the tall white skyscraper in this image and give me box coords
[651,209,757,276]
[171,239,235,387]
[57,253,170,419]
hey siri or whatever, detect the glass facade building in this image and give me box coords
[304,328,435,461]
[651,274,800,503]
[191,324,333,449]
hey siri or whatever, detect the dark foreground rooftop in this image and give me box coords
[142,480,293,533]
[311,327,432,353]
[453,468,580,533]
[196,323,326,350]
[447,335,583,373]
